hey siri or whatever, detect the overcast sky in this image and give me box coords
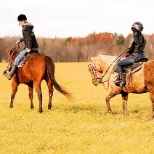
[0,0,154,38]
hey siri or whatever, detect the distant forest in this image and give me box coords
[0,32,154,62]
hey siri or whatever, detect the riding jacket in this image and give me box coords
[19,22,39,50]
[127,32,146,55]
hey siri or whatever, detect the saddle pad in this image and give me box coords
[18,54,31,68]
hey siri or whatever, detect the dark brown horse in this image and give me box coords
[88,54,154,118]
[5,47,72,112]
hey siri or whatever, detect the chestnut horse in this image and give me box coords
[88,54,154,118]
[5,48,72,112]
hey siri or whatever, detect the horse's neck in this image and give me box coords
[100,60,111,74]
[99,58,117,82]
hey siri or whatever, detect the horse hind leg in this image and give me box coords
[148,88,154,118]
[46,78,54,110]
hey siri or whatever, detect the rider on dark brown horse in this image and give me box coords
[115,22,146,87]
[3,14,39,80]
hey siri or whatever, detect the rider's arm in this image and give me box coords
[127,37,135,54]
[23,25,33,50]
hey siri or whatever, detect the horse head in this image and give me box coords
[88,57,104,86]
[6,47,19,64]
[88,55,117,86]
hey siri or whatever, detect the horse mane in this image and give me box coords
[11,47,19,55]
[9,47,20,61]
[95,54,117,64]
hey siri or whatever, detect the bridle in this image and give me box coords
[88,62,103,80]
[88,59,111,90]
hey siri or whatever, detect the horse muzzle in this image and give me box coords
[92,77,102,86]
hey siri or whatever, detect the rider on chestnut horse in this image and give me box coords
[3,14,39,80]
[115,22,146,87]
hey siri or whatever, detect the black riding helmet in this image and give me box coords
[131,22,143,32]
[17,14,27,21]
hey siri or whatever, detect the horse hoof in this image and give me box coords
[38,110,43,113]
[9,106,13,108]
[30,106,34,109]
[108,110,113,114]
[48,105,52,110]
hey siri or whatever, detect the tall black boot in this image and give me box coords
[119,72,126,87]
[3,65,17,80]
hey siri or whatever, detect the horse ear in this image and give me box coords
[6,49,11,55]
[88,57,92,62]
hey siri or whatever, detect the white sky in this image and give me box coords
[0,0,154,38]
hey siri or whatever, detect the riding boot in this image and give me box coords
[3,65,17,80]
[119,72,126,87]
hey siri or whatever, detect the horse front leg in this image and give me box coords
[105,93,116,114]
[152,101,154,119]
[34,82,43,113]
[28,84,34,109]
[105,86,121,114]
[121,91,128,115]
[105,95,113,113]
[148,88,154,118]
[10,80,19,108]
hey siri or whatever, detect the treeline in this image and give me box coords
[0,32,154,62]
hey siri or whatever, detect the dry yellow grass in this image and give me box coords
[0,62,154,154]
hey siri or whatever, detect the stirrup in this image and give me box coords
[114,79,126,87]
[114,79,121,86]
[119,81,126,87]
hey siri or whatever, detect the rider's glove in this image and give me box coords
[16,40,20,44]
[26,48,31,52]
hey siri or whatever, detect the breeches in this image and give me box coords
[13,48,39,66]
[116,53,145,73]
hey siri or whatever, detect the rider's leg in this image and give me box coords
[115,54,145,87]
[3,49,27,80]
[115,56,135,86]
[13,49,27,66]
[3,65,18,80]
[119,72,126,87]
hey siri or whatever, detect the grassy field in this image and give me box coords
[0,62,154,154]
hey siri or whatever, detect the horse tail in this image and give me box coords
[45,56,73,100]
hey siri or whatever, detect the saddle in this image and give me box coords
[18,50,38,68]
[113,57,148,87]
[125,57,148,73]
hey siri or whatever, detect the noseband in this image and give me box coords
[88,63,103,81]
